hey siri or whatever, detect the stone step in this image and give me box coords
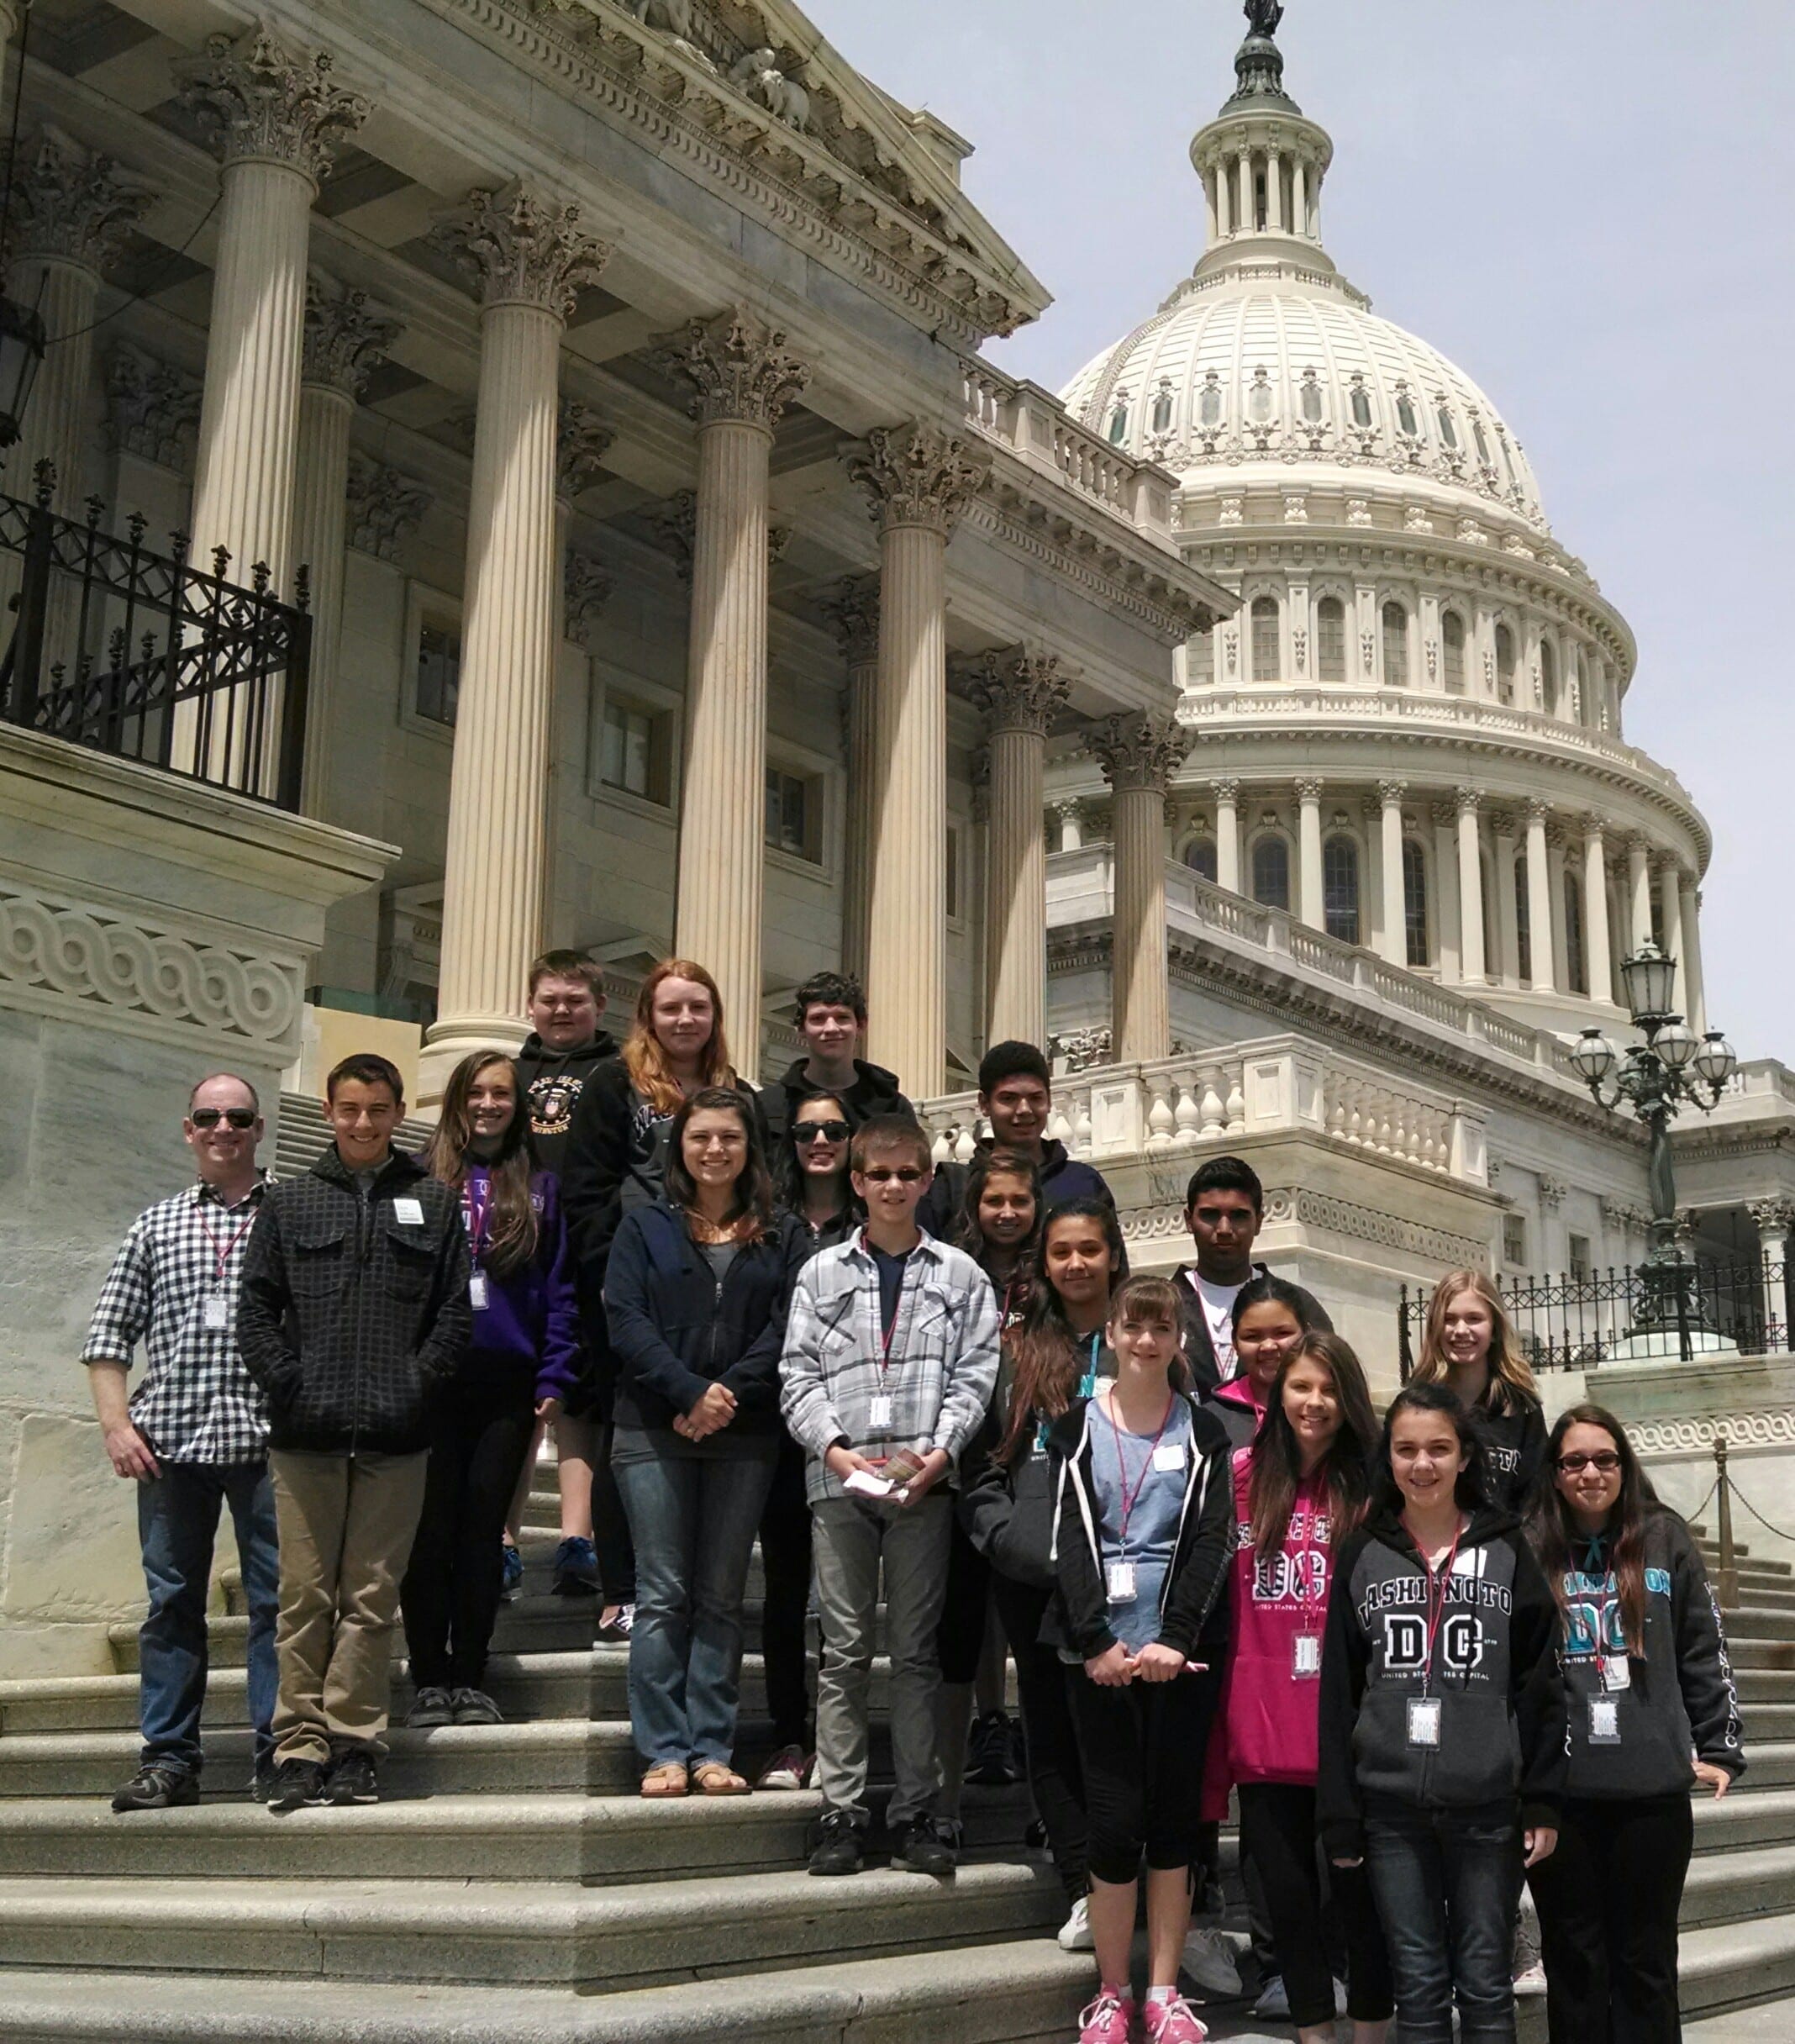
[1719,1607,1795,1642]
[1693,1788,1795,1854]
[1694,1532,1793,1578]
[1720,1636,1795,1672]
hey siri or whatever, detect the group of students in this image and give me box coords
[81,947,1746,2044]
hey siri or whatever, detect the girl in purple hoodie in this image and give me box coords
[400,1051,579,1727]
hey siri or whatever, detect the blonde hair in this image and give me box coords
[1413,1268,1538,1414]
[621,958,735,1114]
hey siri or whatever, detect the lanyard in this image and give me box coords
[463,1177,492,1262]
[1414,1517,1466,1699]
[1105,1390,1176,1550]
[197,1205,258,1287]
[1580,1533,1619,1654]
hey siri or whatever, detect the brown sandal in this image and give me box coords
[691,1762,750,1796]
[640,1762,688,1799]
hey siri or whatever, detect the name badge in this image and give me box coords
[1600,1655,1631,1693]
[1589,1696,1622,1745]
[202,1294,230,1332]
[1407,1696,1442,1748]
[868,1393,894,1429]
[469,1272,489,1312]
[1292,1634,1322,1679]
[392,1197,425,1227]
[1152,1442,1187,1473]
[1106,1560,1137,1603]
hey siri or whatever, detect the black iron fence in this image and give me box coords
[0,466,311,809]
[1398,1256,1795,1376]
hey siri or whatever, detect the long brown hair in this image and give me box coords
[1413,1267,1539,1417]
[1526,1404,1656,1657]
[621,958,735,1114]
[424,1051,539,1278]
[661,1086,776,1240]
[998,1198,1129,1464]
[1247,1331,1378,1564]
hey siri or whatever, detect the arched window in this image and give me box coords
[1247,370,1275,424]
[1396,389,1419,437]
[1250,596,1281,682]
[1199,375,1224,428]
[1251,835,1291,910]
[1540,638,1558,717]
[1472,417,1492,466]
[1323,835,1360,945]
[1403,839,1429,967]
[1315,596,1347,682]
[1441,611,1467,694]
[1183,839,1218,883]
[1299,372,1324,424]
[1382,600,1408,687]
[1350,379,1373,429]
[1495,624,1516,704]
[1515,859,1532,984]
[1436,403,1459,450]
[1187,621,1214,685]
[1564,868,1587,996]
[1150,382,1174,435]
[1107,401,1129,445]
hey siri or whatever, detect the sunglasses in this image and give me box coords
[861,1165,925,1183]
[794,1120,851,1145]
[1557,1451,1621,1474]
[191,1107,256,1130]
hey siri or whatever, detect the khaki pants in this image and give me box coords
[268,1449,429,1767]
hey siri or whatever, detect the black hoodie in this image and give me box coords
[761,1056,913,1151]
[513,1030,619,1175]
[1474,1390,1549,1512]
[1317,1503,1566,1859]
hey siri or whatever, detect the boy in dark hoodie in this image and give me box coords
[760,971,912,1151]
[512,951,620,1174]
[920,1040,1113,1237]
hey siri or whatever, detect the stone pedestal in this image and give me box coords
[975,651,1069,1049]
[1089,713,1191,1064]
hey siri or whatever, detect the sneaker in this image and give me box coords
[1077,1989,1135,2044]
[968,1708,1020,1785]
[1057,1894,1094,1952]
[265,1758,328,1813]
[1192,1870,1227,1920]
[324,1746,379,1805]
[807,1807,863,1877]
[249,1765,276,1805]
[1142,1993,1208,2043]
[500,1541,524,1600]
[1250,1976,1290,2020]
[755,1743,812,1791]
[1513,1960,1549,1998]
[597,1603,635,1642]
[1180,1925,1241,1999]
[552,1535,600,1596]
[406,1685,454,1729]
[110,1764,199,1813]
[892,1816,956,1876]
[450,1687,504,1725]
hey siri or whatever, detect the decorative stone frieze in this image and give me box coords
[851,420,989,536]
[107,345,202,471]
[174,23,369,189]
[652,306,808,432]
[345,456,432,561]
[432,180,613,313]
[563,551,614,646]
[1538,1175,1566,1210]
[302,271,401,396]
[3,124,152,270]
[1052,1025,1114,1074]
[820,573,880,664]
[649,489,697,579]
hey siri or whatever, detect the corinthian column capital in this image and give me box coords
[1087,712,1193,797]
[556,400,615,505]
[821,573,880,664]
[174,23,369,189]
[432,180,613,317]
[851,420,989,536]
[970,649,1071,738]
[303,270,401,396]
[652,306,808,432]
[564,551,614,647]
[3,124,153,271]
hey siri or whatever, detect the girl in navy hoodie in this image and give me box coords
[1410,1271,1547,1512]
[401,1051,579,1726]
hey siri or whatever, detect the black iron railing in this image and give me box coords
[1398,1256,1794,1376]
[0,465,311,809]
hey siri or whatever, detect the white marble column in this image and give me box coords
[1090,714,1192,1065]
[822,575,880,986]
[419,183,611,1102]
[1657,858,1685,1016]
[1493,813,1521,987]
[1213,776,1241,893]
[1431,801,1461,982]
[292,272,399,819]
[975,651,1070,1050]
[1681,877,1707,1033]
[1627,835,1653,951]
[1054,798,1085,854]
[1377,780,1407,966]
[851,422,989,1096]
[1524,799,1555,994]
[1573,820,1610,1007]
[1296,777,1324,930]
[1455,788,1486,983]
[654,309,808,1078]
[1547,829,1571,996]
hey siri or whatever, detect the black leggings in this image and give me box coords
[991,1573,1087,1900]
[402,1383,538,1690]
[756,1435,813,1750]
[1239,1781,1393,2028]
[1528,1791,1692,2044]
[936,1511,992,1685]
[1068,1661,1221,1887]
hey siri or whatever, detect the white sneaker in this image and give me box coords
[1057,1894,1093,1952]
[1513,1960,1549,1998]
[1180,1925,1242,1999]
[1251,1975,1289,2020]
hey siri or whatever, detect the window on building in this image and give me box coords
[1503,1213,1528,1271]
[1199,376,1224,427]
[1251,835,1291,910]
[1569,1232,1592,1281]
[1403,838,1429,967]
[1495,623,1517,704]
[1150,383,1174,435]
[1187,622,1213,685]
[416,622,461,728]
[600,698,659,799]
[1441,611,1466,694]
[1183,839,1218,882]
[1437,403,1460,450]
[1315,596,1347,683]
[1382,600,1408,687]
[1323,835,1360,945]
[1540,637,1558,717]
[1472,417,1492,466]
[1247,372,1274,424]
[1250,596,1281,682]
[1396,389,1419,437]
[1515,857,1532,983]
[1350,379,1373,429]
[1564,868,1587,996]
[1107,402,1129,445]
[1299,373,1324,424]
[765,764,822,862]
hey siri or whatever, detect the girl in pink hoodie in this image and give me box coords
[1222,1332,1392,2044]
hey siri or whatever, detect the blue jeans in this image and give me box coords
[611,1432,776,1767]
[1364,1805,1522,2044]
[137,1461,278,1778]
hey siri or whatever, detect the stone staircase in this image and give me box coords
[0,1495,1789,2039]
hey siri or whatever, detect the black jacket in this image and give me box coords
[921,1137,1114,1240]
[1549,1509,1745,1799]
[761,1056,912,1151]
[1046,1388,1232,1662]
[513,1030,619,1175]
[1173,1261,1334,1397]
[603,1200,808,1438]
[1475,1391,1548,1512]
[236,1147,471,1456]
[1317,1503,1566,1859]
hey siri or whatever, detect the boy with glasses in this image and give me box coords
[779,1115,1000,1878]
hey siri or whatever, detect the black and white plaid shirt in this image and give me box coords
[82,1177,271,1466]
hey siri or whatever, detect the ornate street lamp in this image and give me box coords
[0,290,45,450]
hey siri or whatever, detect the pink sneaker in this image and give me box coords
[1141,1994,1208,2044]
[1076,1989,1135,2044]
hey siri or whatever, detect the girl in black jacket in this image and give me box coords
[1048,1273,1231,2044]
[1524,1404,1745,2044]
[1410,1269,1547,1510]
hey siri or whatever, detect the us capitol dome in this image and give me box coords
[1047,4,1710,1044]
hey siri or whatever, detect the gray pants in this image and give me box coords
[810,1491,951,1829]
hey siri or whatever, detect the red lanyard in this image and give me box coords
[1414,1516,1466,1697]
[1105,1390,1176,1546]
[197,1205,258,1286]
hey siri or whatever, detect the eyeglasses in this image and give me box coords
[1557,1451,1622,1474]
[191,1108,256,1130]
[861,1166,924,1183]
[794,1120,851,1145]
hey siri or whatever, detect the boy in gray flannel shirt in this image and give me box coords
[779,1114,999,1878]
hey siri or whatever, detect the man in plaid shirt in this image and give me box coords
[82,1072,278,1811]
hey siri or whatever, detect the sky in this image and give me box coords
[813,0,1795,1059]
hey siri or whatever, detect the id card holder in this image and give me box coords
[1106,1560,1137,1604]
[469,1272,489,1312]
[1589,1695,1622,1745]
[1600,1655,1631,1692]
[1292,1634,1321,1679]
[1407,1696,1443,1748]
[392,1197,425,1226]
[1151,1441,1186,1473]
[202,1294,230,1332]
[868,1393,894,1429]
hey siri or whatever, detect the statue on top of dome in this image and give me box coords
[1245,0,1284,38]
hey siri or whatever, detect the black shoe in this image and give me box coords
[265,1759,328,1813]
[324,1747,380,1805]
[249,1764,276,1804]
[892,1817,957,1876]
[807,1808,864,1877]
[450,1686,504,1725]
[968,1709,1019,1786]
[406,1685,455,1729]
[551,1536,600,1596]
[110,1764,200,1813]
